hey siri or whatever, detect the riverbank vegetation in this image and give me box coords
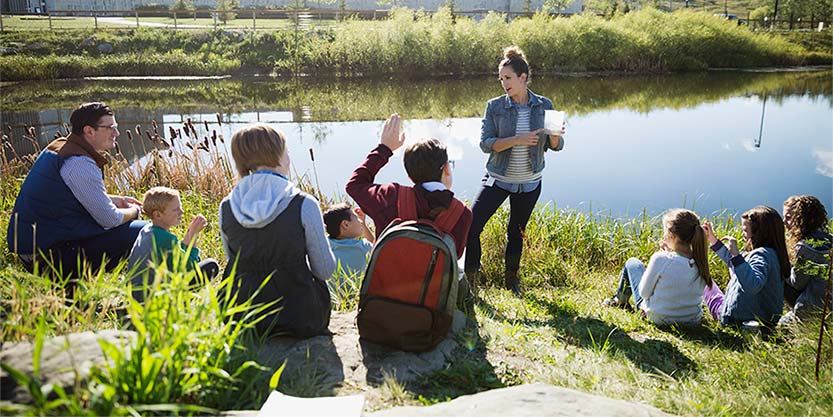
[1,69,829,119]
[0,8,829,81]
[1,121,831,415]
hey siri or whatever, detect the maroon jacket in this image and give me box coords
[346,144,472,259]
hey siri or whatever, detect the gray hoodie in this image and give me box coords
[219,171,335,280]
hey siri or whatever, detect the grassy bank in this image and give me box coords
[0,8,829,81]
[1,122,832,415]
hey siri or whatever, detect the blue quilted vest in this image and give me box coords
[6,150,105,255]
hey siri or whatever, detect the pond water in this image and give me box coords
[2,69,831,218]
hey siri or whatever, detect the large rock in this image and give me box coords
[367,383,676,417]
[252,310,469,392]
[0,330,136,403]
[96,42,114,54]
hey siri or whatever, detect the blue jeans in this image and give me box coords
[464,181,542,273]
[614,257,646,307]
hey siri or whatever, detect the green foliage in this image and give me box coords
[0,8,826,81]
[170,0,195,13]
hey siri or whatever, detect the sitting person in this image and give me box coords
[220,123,335,338]
[603,209,711,326]
[6,102,146,297]
[323,203,375,292]
[346,113,472,258]
[779,195,832,325]
[127,186,219,302]
[702,206,790,327]
[346,113,473,302]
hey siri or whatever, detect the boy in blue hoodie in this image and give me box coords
[323,203,375,292]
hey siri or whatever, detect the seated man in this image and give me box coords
[6,102,147,296]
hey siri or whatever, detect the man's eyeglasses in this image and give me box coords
[96,124,119,132]
[440,160,456,171]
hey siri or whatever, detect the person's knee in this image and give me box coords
[625,257,642,269]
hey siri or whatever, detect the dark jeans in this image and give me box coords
[464,181,542,273]
[131,257,220,303]
[23,220,148,297]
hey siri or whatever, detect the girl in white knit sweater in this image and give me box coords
[604,209,712,325]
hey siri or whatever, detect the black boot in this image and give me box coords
[505,269,521,295]
[465,271,480,299]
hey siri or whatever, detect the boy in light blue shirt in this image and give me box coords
[323,203,375,293]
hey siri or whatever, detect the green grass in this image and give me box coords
[0,8,828,81]
[1,119,832,414]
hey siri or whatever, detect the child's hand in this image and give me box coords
[702,221,718,245]
[184,214,207,246]
[189,215,208,234]
[354,207,366,223]
[721,236,740,257]
[380,113,406,152]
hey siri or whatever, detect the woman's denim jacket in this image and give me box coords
[479,89,564,176]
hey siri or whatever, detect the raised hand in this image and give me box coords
[380,113,406,152]
[184,214,208,246]
[721,236,740,256]
[702,221,718,245]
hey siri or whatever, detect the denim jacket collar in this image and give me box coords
[502,89,543,109]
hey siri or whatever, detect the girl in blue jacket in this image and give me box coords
[702,206,791,327]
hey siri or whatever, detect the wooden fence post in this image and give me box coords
[174,11,178,30]
[135,10,140,27]
[94,11,98,30]
[0,13,4,32]
[48,12,52,30]
[253,9,256,30]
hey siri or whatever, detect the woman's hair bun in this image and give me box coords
[503,46,527,62]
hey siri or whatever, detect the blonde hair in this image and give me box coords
[230,123,287,178]
[142,186,180,217]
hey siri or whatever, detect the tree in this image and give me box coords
[216,0,238,24]
[170,0,194,13]
[544,0,574,13]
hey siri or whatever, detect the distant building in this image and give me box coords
[9,1,581,14]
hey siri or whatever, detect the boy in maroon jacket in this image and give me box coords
[346,113,472,259]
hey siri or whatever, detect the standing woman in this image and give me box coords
[465,46,565,295]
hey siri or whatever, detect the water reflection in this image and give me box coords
[2,70,830,218]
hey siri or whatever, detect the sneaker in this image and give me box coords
[602,295,632,311]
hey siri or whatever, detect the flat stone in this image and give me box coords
[251,310,469,392]
[367,383,676,417]
[0,330,136,403]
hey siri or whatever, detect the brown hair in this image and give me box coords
[142,186,180,217]
[403,138,448,185]
[742,206,791,280]
[70,102,114,135]
[323,203,353,239]
[783,195,829,251]
[499,46,530,81]
[663,209,711,287]
[230,124,286,178]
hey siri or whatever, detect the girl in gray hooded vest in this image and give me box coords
[220,124,336,338]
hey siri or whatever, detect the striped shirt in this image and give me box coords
[490,105,542,185]
[61,156,124,230]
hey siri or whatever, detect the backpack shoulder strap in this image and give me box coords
[433,198,465,234]
[396,186,418,221]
